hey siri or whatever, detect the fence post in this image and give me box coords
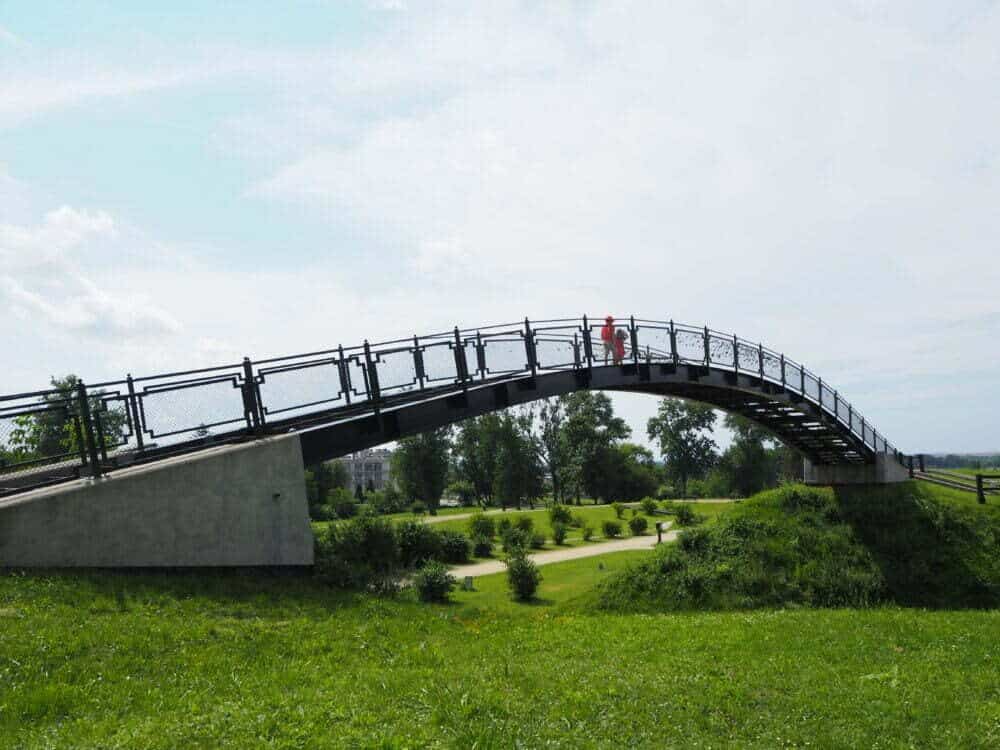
[524,318,537,376]
[669,320,678,364]
[76,381,102,478]
[977,475,986,504]
[630,316,639,365]
[581,315,593,369]
[126,374,145,452]
[363,340,381,414]
[242,358,262,434]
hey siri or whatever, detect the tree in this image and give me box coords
[452,414,504,506]
[328,460,350,490]
[491,411,544,510]
[392,428,451,514]
[562,392,630,503]
[646,399,718,497]
[533,397,570,503]
[718,414,779,497]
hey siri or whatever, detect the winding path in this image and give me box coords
[449,523,677,579]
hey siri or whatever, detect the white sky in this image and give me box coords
[1,1,998,453]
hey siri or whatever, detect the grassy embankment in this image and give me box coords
[1,483,997,747]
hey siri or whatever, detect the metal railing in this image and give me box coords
[0,316,901,496]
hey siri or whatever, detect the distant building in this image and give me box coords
[337,448,393,492]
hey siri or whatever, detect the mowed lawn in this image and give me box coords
[1,555,998,748]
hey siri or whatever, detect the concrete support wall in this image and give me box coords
[0,434,313,568]
[803,453,910,485]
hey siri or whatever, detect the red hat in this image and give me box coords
[605,315,614,322]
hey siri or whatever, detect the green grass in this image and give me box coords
[1,486,997,747]
[1,560,998,747]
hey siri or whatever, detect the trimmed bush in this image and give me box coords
[551,521,568,545]
[581,523,595,541]
[501,527,530,553]
[505,547,541,601]
[640,497,658,516]
[497,517,513,537]
[674,504,704,527]
[602,520,623,538]
[414,561,456,603]
[438,530,471,564]
[612,502,625,519]
[530,532,546,550]
[396,520,441,568]
[314,515,400,592]
[548,504,572,525]
[629,516,648,535]
[472,534,494,558]
[468,513,496,540]
[515,517,534,534]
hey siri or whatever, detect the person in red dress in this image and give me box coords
[613,327,627,365]
[600,315,615,364]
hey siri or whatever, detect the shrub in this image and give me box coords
[314,515,400,591]
[334,499,358,519]
[548,504,572,525]
[629,516,649,535]
[640,497,658,516]
[686,480,707,499]
[551,521,569,545]
[496,517,513,537]
[505,547,541,601]
[656,484,678,500]
[468,513,496,540]
[530,532,546,549]
[472,534,494,558]
[413,561,456,603]
[674,504,704,527]
[612,502,625,519]
[515,516,534,534]
[410,500,428,515]
[501,527,531,553]
[438,531,471,564]
[581,523,594,541]
[311,503,336,522]
[396,520,441,568]
[602,520,623,538]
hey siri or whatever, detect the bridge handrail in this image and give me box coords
[0,315,902,494]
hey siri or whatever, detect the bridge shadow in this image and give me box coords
[834,483,1000,609]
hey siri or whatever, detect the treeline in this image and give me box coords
[923,454,1000,470]
[306,394,803,521]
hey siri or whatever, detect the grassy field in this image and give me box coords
[1,556,998,747]
[2,486,997,748]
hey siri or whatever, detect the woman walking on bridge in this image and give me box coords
[601,315,616,363]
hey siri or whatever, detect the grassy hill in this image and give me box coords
[596,482,1000,612]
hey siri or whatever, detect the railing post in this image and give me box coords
[573,332,581,368]
[703,327,710,366]
[732,334,739,374]
[476,330,486,379]
[818,377,823,409]
[848,404,853,432]
[76,381,102,479]
[242,357,262,434]
[977,475,986,504]
[413,335,425,390]
[337,345,352,406]
[582,315,593,369]
[524,318,537,376]
[860,417,867,447]
[630,316,639,365]
[453,327,469,387]
[800,366,806,397]
[126,373,145,452]
[669,320,678,364]
[908,455,914,478]
[833,391,839,421]
[363,340,381,414]
[780,354,786,387]
[758,342,764,381]
[919,454,925,472]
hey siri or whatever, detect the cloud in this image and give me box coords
[0,206,182,338]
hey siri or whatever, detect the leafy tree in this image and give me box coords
[591,443,659,502]
[533,397,570,503]
[446,479,476,506]
[562,392,630,503]
[491,412,544,509]
[452,414,504,505]
[718,414,779,497]
[646,399,718,497]
[328,460,350,490]
[392,428,451,515]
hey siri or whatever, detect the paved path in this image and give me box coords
[449,524,676,579]
[423,508,525,525]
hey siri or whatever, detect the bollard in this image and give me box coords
[462,576,475,591]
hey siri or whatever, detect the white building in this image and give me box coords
[337,448,393,492]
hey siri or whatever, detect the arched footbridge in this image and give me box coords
[1,316,911,498]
